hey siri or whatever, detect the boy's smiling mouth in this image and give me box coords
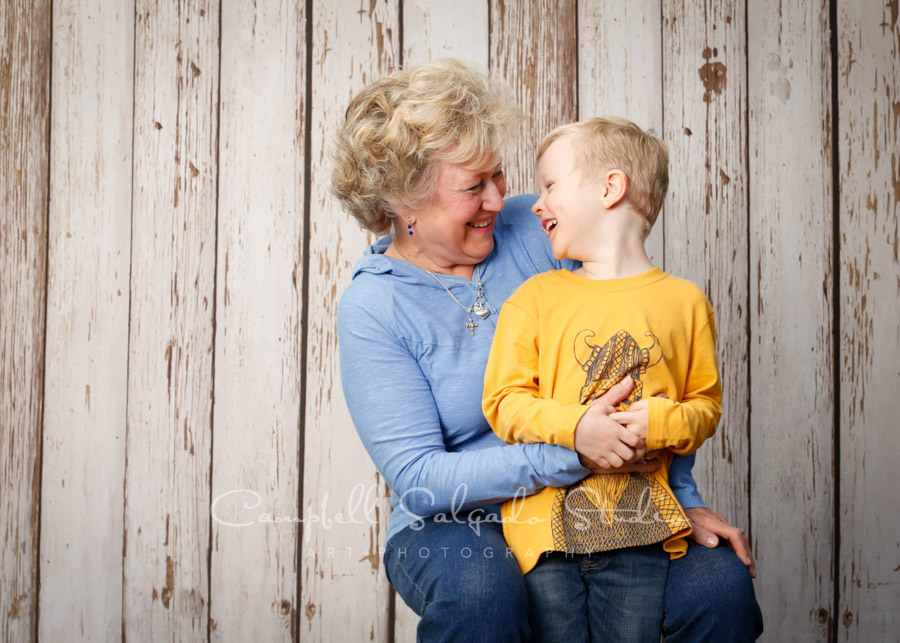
[541,217,558,233]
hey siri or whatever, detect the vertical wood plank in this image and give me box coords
[396,6,492,639]
[838,0,900,638]
[490,0,577,195]
[0,1,49,639]
[661,0,749,532]
[402,0,488,69]
[39,1,133,639]
[124,1,217,638]
[577,0,665,273]
[748,0,835,638]
[303,1,398,640]
[207,2,305,639]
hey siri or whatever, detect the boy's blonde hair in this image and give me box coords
[331,59,520,235]
[537,117,669,235]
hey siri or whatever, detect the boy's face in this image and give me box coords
[532,135,606,260]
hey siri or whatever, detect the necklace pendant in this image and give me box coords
[472,301,490,319]
[465,317,478,335]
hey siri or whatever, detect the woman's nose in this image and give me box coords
[482,180,504,211]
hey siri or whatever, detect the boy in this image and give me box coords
[482,117,722,641]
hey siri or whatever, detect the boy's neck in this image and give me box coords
[573,208,655,280]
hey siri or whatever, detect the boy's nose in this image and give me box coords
[532,198,543,216]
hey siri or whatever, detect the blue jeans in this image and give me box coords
[384,516,763,642]
[523,546,668,642]
[663,541,764,641]
[384,515,530,642]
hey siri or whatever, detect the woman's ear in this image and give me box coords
[601,169,628,209]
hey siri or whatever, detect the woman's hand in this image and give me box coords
[685,506,757,578]
[578,451,663,474]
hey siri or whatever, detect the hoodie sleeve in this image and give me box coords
[667,453,706,509]
[338,286,589,518]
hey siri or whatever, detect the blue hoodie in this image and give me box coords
[337,194,703,544]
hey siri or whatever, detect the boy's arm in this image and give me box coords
[482,299,589,450]
[644,311,722,454]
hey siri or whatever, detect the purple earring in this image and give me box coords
[406,217,413,235]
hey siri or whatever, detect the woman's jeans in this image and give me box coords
[384,515,763,642]
[522,546,669,642]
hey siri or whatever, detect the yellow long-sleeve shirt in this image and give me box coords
[482,267,722,574]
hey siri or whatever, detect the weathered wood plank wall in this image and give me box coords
[663,0,751,538]
[302,1,397,640]
[749,0,835,639]
[1,1,898,641]
[838,0,900,639]
[1,1,49,640]
[209,1,305,638]
[40,1,132,639]
[125,2,218,640]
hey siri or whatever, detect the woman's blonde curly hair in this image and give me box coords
[331,59,520,235]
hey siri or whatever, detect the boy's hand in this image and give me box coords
[608,392,668,442]
[574,404,643,468]
[610,398,650,440]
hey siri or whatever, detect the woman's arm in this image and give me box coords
[338,294,589,518]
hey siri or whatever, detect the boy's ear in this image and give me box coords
[601,169,628,209]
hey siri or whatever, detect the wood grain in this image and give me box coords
[302,1,398,640]
[490,0,578,196]
[748,0,835,638]
[838,0,900,638]
[123,1,217,638]
[577,0,665,272]
[39,1,132,639]
[661,0,749,533]
[403,0,488,69]
[0,1,49,640]
[207,1,305,639]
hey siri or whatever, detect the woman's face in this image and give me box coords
[403,158,507,273]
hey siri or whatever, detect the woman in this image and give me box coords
[334,59,762,642]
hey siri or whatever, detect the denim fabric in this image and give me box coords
[523,546,668,643]
[385,522,762,642]
[663,542,764,641]
[384,515,530,642]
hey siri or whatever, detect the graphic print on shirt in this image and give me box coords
[575,329,662,408]
[551,328,690,555]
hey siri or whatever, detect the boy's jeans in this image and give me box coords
[523,546,668,643]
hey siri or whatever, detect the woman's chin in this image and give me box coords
[466,238,495,262]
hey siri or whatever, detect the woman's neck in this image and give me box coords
[387,240,476,280]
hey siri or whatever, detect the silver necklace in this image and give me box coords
[392,245,490,335]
